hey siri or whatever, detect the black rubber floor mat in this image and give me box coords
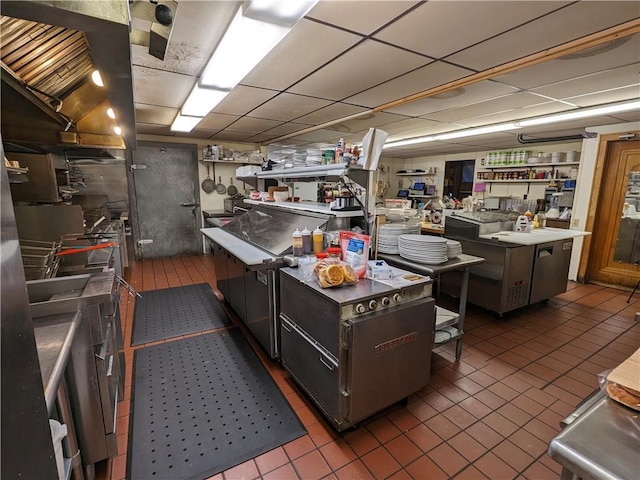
[127,329,306,480]
[131,283,231,345]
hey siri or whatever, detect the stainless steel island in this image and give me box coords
[548,391,640,480]
[279,266,435,431]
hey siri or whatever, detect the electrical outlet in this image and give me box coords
[571,218,579,227]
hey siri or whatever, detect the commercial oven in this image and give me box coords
[279,267,435,431]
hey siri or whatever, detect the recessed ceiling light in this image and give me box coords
[107,107,115,119]
[114,126,122,135]
[171,113,203,132]
[91,70,104,87]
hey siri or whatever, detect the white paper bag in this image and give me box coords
[359,128,389,171]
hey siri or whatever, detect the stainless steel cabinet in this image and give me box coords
[529,239,573,304]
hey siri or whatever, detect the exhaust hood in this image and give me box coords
[0,1,136,154]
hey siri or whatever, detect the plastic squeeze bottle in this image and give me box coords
[292,229,303,256]
[313,226,324,254]
[301,227,312,254]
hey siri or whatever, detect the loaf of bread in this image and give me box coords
[606,382,640,411]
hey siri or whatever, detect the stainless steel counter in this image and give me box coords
[201,227,277,267]
[548,391,640,480]
[33,310,82,413]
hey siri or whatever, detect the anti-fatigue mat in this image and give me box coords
[127,329,306,480]
[131,283,231,345]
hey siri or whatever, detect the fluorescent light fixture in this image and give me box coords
[182,84,230,117]
[113,126,122,135]
[243,0,318,27]
[171,113,203,132]
[384,136,437,149]
[436,123,519,140]
[517,100,640,127]
[200,8,290,90]
[91,70,104,87]
[106,107,115,119]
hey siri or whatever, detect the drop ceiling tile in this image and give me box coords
[294,103,368,124]
[248,93,333,122]
[132,66,195,108]
[136,123,172,136]
[453,101,574,127]
[494,34,640,90]
[345,62,474,108]
[131,1,238,75]
[448,1,640,71]
[242,134,277,143]
[261,122,312,137]
[379,117,446,137]
[386,81,519,117]
[520,116,625,135]
[198,113,241,130]
[335,112,409,135]
[563,84,640,107]
[291,128,346,143]
[225,117,283,134]
[423,92,552,123]
[288,40,429,101]
[211,131,255,142]
[213,86,279,116]
[374,1,570,59]
[533,64,640,99]
[135,104,179,125]
[610,112,640,123]
[307,1,420,36]
[242,18,361,91]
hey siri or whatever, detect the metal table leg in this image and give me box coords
[57,381,85,480]
[455,267,470,361]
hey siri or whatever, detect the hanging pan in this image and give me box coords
[227,177,238,196]
[215,175,226,194]
[201,163,215,194]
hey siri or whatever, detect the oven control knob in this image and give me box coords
[368,300,378,310]
[355,303,366,314]
[381,296,390,307]
[393,293,402,302]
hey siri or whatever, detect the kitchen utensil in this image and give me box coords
[202,163,215,194]
[227,177,238,196]
[216,176,226,194]
[56,242,118,256]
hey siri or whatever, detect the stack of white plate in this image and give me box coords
[305,148,323,166]
[293,153,307,167]
[377,224,421,254]
[398,234,448,264]
[446,239,462,259]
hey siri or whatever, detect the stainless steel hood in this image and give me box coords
[0,1,136,153]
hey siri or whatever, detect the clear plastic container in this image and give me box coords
[301,227,311,254]
[292,229,303,256]
[313,226,324,254]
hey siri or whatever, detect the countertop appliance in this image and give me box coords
[202,203,360,359]
[223,195,247,213]
[279,267,434,431]
[442,211,574,314]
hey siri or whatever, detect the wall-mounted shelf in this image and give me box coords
[482,161,580,170]
[396,172,437,176]
[484,179,556,183]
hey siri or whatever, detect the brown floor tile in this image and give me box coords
[366,416,402,444]
[223,459,260,480]
[307,420,339,448]
[496,403,533,427]
[448,431,487,462]
[386,469,413,480]
[523,418,561,444]
[452,465,490,480]
[483,411,519,437]
[361,446,402,479]
[343,428,380,457]
[406,424,443,453]
[425,414,462,440]
[292,450,331,480]
[319,439,357,471]
[262,463,299,480]
[405,455,448,480]
[493,440,536,472]
[110,454,126,480]
[522,460,560,480]
[385,434,423,466]
[427,442,469,477]
[474,452,519,480]
[442,404,477,429]
[458,396,493,419]
[405,398,438,422]
[510,394,545,417]
[422,391,455,412]
[284,435,316,460]
[335,460,375,480]
[255,447,289,476]
[386,408,421,432]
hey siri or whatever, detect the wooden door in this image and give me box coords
[585,137,640,287]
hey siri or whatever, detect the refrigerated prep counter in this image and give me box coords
[279,266,435,431]
[442,212,590,315]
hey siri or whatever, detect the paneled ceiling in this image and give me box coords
[5,1,637,158]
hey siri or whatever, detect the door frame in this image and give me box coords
[578,131,640,287]
[126,141,202,260]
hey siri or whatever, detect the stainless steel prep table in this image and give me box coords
[548,391,640,480]
[377,253,485,361]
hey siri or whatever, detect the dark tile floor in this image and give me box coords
[105,255,640,480]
